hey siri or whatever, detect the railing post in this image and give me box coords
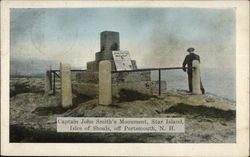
[192,60,202,94]
[49,70,52,90]
[158,69,161,96]
[99,60,112,105]
[53,72,56,95]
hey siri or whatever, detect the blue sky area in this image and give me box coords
[10,8,235,70]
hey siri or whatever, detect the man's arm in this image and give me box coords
[197,55,200,63]
[182,56,188,72]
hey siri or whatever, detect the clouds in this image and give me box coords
[10,8,235,70]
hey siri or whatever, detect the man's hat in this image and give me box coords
[187,48,195,52]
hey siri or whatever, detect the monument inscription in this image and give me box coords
[112,50,133,71]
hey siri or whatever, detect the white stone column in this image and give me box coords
[44,70,51,93]
[192,60,202,94]
[99,60,112,105]
[60,63,73,108]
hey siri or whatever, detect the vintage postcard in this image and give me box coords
[1,0,249,156]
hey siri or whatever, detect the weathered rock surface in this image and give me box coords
[10,78,44,97]
[10,78,236,143]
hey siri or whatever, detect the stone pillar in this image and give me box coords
[44,70,51,93]
[192,60,202,94]
[99,60,112,105]
[60,63,73,108]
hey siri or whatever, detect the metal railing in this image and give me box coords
[49,70,87,94]
[49,67,193,96]
[112,67,193,96]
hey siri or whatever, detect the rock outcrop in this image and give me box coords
[10,78,236,143]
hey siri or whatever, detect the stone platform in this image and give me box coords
[75,70,151,84]
[72,81,166,98]
[73,70,166,97]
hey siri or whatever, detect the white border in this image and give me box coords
[1,1,249,156]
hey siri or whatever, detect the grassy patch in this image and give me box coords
[32,94,94,116]
[73,94,93,105]
[10,125,165,143]
[118,89,156,102]
[165,103,235,121]
[32,106,69,116]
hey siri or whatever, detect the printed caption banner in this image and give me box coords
[57,117,185,133]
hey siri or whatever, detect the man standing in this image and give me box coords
[182,48,205,94]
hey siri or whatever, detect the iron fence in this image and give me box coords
[49,67,193,96]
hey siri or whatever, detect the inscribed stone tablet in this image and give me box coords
[112,50,133,71]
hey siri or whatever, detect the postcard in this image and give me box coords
[1,0,249,156]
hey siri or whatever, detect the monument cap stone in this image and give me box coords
[87,31,137,72]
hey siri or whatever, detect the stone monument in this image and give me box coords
[45,31,166,105]
[73,31,166,97]
[87,31,137,71]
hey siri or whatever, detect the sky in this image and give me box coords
[10,8,235,70]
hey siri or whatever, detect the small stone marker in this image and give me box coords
[44,70,51,93]
[60,63,73,108]
[99,60,112,105]
[192,60,202,94]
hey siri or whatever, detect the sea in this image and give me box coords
[150,68,236,102]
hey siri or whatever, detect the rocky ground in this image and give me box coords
[10,77,236,143]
